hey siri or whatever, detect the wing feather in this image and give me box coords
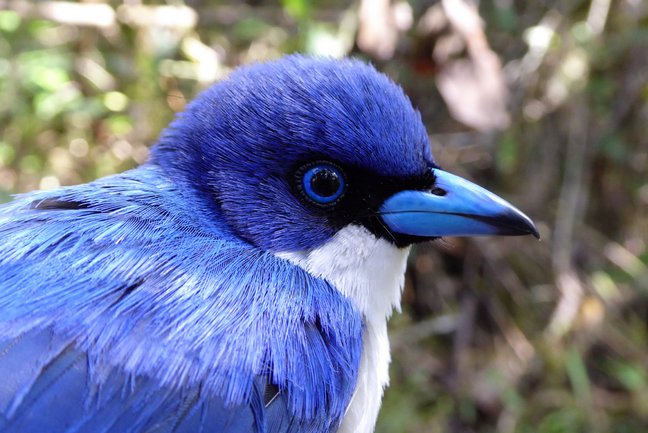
[0,167,363,433]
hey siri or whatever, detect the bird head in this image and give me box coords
[150,55,537,253]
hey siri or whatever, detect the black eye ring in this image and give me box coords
[298,162,346,206]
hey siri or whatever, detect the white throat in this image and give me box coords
[276,224,410,433]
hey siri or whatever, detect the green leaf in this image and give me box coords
[107,115,133,136]
[282,0,311,21]
[606,358,646,392]
[0,11,21,33]
[565,348,591,404]
[0,141,16,166]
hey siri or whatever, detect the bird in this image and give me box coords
[0,55,537,433]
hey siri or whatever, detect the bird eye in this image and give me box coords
[301,163,345,205]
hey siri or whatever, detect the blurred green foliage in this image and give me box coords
[1,1,648,432]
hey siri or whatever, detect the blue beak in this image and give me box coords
[379,170,539,238]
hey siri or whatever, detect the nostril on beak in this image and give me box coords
[431,188,447,196]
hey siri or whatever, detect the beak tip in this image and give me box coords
[493,208,539,239]
[530,226,541,240]
[518,214,540,239]
[521,213,540,240]
[516,213,540,240]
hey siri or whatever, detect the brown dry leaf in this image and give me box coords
[357,0,412,60]
[433,0,510,130]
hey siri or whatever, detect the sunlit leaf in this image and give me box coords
[0,11,21,33]
[19,154,42,173]
[33,86,82,119]
[282,0,310,21]
[107,115,133,136]
[103,91,129,112]
[0,142,15,167]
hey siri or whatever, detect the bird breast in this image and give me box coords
[277,224,410,433]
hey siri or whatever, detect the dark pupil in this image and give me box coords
[311,169,340,197]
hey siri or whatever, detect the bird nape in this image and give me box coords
[0,55,537,433]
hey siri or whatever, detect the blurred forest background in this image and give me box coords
[1,0,647,432]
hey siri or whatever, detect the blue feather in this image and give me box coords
[0,165,363,432]
[150,55,434,252]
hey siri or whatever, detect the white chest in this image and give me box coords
[277,225,410,433]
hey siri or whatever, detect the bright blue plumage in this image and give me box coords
[0,55,537,433]
[150,56,431,252]
[0,165,363,432]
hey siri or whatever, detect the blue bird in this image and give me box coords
[0,56,537,433]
